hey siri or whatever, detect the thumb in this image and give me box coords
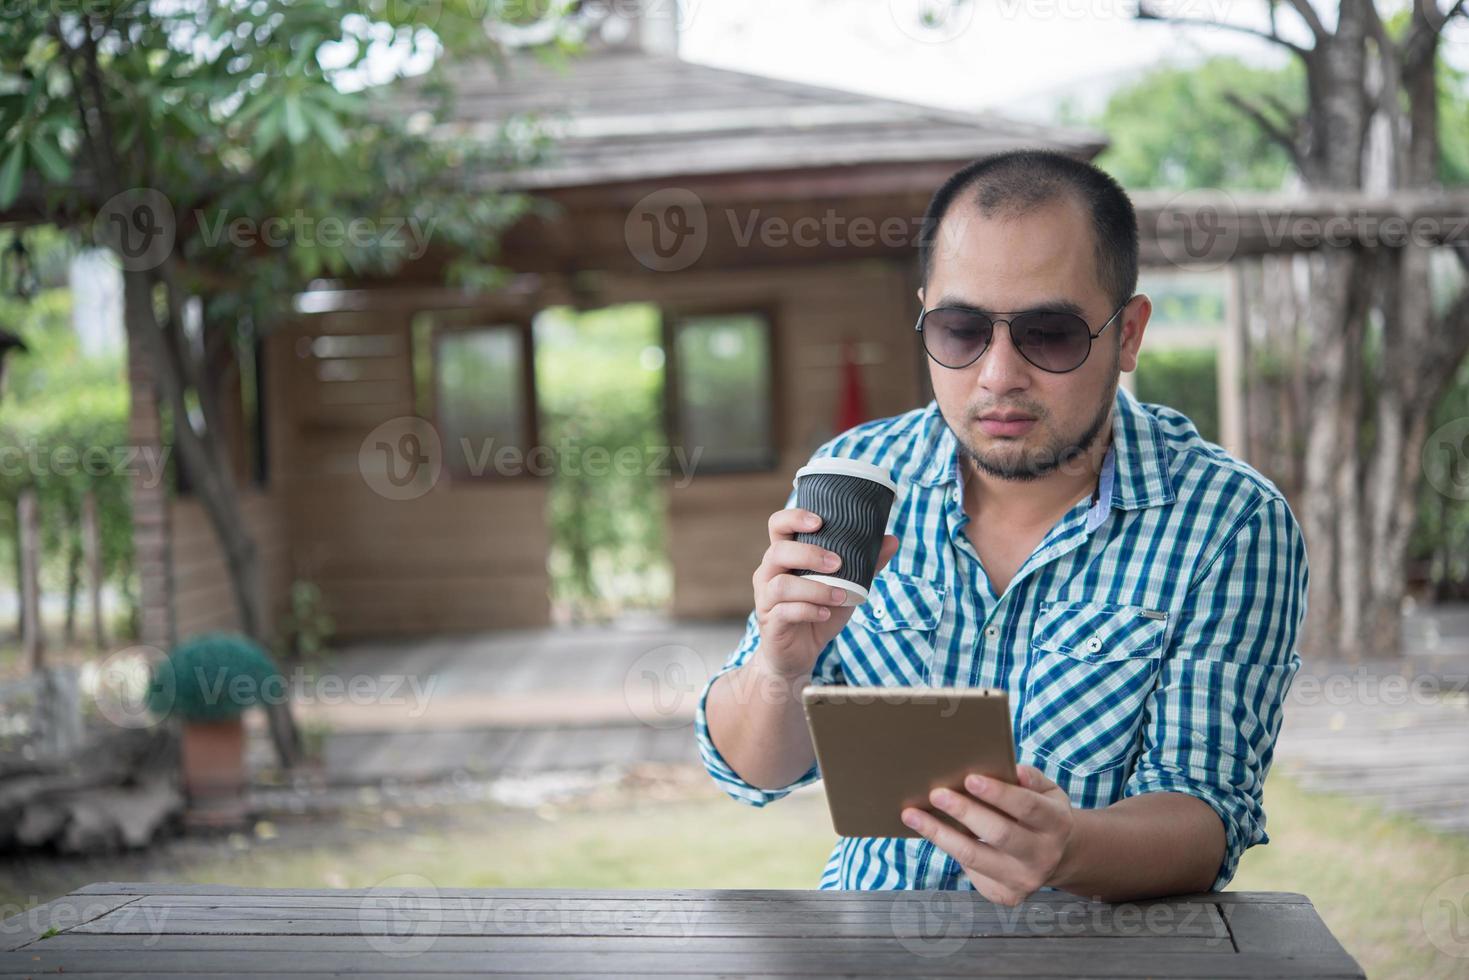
[875,535,900,572]
[1018,764,1057,792]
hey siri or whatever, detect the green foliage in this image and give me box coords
[0,0,570,347]
[1094,56,1304,191]
[534,304,668,618]
[1411,355,1469,590]
[0,280,134,624]
[148,631,282,722]
[275,579,335,665]
[1439,60,1469,186]
[1133,348,1220,444]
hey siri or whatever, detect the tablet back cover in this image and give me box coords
[802,686,1018,838]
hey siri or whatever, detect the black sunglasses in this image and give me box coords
[915,297,1132,374]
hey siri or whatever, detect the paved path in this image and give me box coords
[257,605,1469,835]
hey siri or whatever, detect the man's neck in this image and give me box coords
[962,422,1113,531]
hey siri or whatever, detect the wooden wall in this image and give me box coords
[170,490,292,640]
[595,257,927,619]
[264,309,552,638]
[166,253,924,639]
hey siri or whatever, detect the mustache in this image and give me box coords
[971,403,1045,419]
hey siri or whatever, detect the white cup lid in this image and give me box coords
[793,457,898,494]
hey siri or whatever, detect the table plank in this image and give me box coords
[35,933,1233,954]
[71,882,1312,903]
[0,949,1367,977]
[0,895,140,951]
[19,884,1362,978]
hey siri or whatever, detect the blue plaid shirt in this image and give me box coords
[695,386,1308,893]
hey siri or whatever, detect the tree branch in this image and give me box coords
[1223,91,1306,173]
[1281,0,1329,43]
[1136,2,1311,55]
[1404,0,1465,72]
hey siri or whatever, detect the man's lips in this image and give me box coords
[976,413,1037,437]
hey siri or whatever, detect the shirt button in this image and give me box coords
[985,626,999,639]
[952,488,960,502]
[873,606,885,619]
[1085,636,1103,653]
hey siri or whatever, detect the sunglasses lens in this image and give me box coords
[1011,312,1091,372]
[921,309,992,367]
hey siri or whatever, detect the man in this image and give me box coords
[695,149,1308,904]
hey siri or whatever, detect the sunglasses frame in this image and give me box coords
[914,296,1133,374]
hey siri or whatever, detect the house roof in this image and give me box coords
[400,48,1110,191]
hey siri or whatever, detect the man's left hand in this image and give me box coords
[900,764,1076,906]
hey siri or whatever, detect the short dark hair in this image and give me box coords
[917,149,1138,308]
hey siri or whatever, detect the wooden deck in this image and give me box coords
[1,883,1364,977]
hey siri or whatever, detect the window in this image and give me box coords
[667,312,777,472]
[433,323,536,479]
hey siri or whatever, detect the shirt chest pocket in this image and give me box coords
[1021,600,1168,776]
[843,572,945,685]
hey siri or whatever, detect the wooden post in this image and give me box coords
[125,293,175,651]
[18,488,43,671]
[82,490,106,649]
[1217,262,1248,458]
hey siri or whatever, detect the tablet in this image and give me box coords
[801,685,1019,839]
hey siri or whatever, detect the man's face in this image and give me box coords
[918,193,1148,483]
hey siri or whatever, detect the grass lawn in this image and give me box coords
[3,771,1466,978]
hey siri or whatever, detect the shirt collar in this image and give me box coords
[916,386,1174,515]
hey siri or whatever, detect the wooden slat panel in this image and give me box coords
[8,883,1365,977]
[0,895,140,951]
[0,951,1367,977]
[34,932,1234,954]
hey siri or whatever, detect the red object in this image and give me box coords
[835,340,868,432]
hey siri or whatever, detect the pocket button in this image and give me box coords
[873,605,885,619]
[1085,635,1103,653]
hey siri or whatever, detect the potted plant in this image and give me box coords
[148,632,282,829]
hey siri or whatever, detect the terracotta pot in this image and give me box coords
[180,715,247,828]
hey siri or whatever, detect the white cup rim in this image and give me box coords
[793,457,898,494]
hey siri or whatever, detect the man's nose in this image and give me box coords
[975,320,1033,394]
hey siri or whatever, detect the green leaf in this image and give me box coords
[0,141,26,207]
[26,133,70,182]
[253,102,284,154]
[300,98,348,155]
[282,95,309,145]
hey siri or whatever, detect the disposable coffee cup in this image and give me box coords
[792,458,898,606]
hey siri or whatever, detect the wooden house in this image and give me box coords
[136,14,1111,644]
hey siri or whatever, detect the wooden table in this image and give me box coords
[1,883,1365,977]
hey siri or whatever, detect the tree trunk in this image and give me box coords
[63,497,81,646]
[19,488,43,671]
[121,269,301,768]
[1299,249,1362,661]
[83,491,105,648]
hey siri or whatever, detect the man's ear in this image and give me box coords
[916,285,925,305]
[1118,294,1152,374]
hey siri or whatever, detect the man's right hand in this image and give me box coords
[753,507,900,681]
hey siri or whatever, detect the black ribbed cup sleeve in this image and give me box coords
[793,473,896,594]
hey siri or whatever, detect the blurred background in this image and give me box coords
[1,1,1467,976]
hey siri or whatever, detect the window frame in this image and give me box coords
[661,305,782,476]
[419,309,542,484]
